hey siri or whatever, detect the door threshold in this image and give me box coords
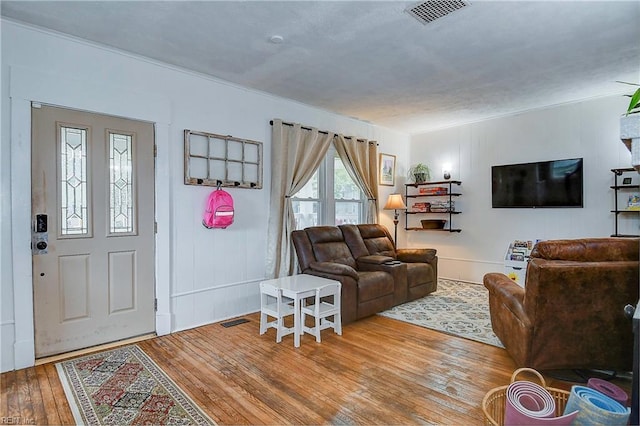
[35,332,157,366]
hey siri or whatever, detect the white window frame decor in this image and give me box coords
[184,129,263,189]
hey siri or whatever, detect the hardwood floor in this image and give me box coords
[0,313,631,425]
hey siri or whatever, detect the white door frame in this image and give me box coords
[9,66,172,369]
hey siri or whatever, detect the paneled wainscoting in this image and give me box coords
[1,313,631,425]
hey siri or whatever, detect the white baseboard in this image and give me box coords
[14,338,35,370]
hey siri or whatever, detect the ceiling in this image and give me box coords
[2,1,639,134]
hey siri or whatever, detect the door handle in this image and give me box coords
[32,214,48,255]
[624,304,636,319]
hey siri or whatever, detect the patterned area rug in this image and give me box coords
[56,344,215,425]
[379,278,504,348]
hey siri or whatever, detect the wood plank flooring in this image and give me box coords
[0,313,632,425]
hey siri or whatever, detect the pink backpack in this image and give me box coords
[203,189,234,229]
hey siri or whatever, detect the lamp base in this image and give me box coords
[393,213,399,248]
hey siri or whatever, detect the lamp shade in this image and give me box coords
[384,193,407,210]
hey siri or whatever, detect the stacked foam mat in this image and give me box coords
[504,377,630,426]
[482,368,632,426]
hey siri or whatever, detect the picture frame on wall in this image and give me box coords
[379,153,396,186]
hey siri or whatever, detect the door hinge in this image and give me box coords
[154,298,158,311]
[154,144,157,157]
[154,222,158,234]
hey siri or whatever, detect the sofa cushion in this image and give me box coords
[305,226,357,269]
[356,224,397,258]
[339,224,370,258]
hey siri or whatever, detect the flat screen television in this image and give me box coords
[491,158,583,208]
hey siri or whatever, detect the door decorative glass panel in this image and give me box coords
[109,132,135,234]
[60,126,89,236]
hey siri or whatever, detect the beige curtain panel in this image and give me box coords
[334,135,379,224]
[265,119,334,278]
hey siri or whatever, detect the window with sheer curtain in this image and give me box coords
[291,146,364,229]
[266,119,377,278]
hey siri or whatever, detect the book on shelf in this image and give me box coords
[510,250,525,261]
[504,239,538,286]
[429,200,455,212]
[411,202,430,212]
[504,240,536,263]
[419,186,448,195]
[513,240,533,249]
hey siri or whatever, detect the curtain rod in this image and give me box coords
[269,120,377,145]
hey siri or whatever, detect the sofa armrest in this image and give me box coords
[483,273,530,327]
[396,248,437,263]
[308,261,359,280]
[357,255,396,266]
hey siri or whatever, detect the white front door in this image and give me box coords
[31,104,156,358]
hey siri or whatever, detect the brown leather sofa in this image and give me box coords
[291,224,438,325]
[484,238,639,372]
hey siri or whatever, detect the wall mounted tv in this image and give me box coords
[491,158,584,208]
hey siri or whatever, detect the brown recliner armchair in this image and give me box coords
[484,238,639,372]
[340,224,438,304]
[291,226,396,325]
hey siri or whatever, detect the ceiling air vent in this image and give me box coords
[405,0,470,25]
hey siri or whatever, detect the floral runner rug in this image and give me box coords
[379,278,504,348]
[56,344,215,425]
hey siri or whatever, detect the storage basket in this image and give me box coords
[421,219,446,229]
[482,368,570,426]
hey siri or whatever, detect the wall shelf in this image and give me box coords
[406,227,462,233]
[611,168,639,237]
[405,180,462,232]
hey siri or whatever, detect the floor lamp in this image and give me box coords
[383,193,407,248]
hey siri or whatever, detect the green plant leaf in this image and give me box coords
[627,88,640,115]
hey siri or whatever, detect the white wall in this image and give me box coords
[0,20,409,372]
[407,96,635,283]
